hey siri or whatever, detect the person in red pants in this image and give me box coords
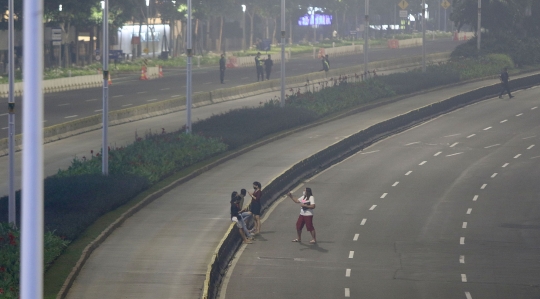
[288,187,317,244]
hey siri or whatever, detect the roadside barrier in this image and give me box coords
[140,66,148,80]
[200,72,540,299]
[159,65,164,78]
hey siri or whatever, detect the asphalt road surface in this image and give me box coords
[223,86,540,298]
[0,39,462,139]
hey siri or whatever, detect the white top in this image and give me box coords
[298,195,315,216]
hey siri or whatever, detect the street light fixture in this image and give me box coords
[242,5,246,51]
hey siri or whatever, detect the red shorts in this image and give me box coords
[296,215,314,232]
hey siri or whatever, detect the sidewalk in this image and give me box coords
[63,74,515,298]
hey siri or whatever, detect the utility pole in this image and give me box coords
[364,0,369,74]
[102,0,109,175]
[280,0,286,107]
[7,0,15,225]
[477,0,481,51]
[186,0,192,133]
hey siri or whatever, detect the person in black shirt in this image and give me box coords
[499,67,513,99]
[255,52,264,81]
[219,54,226,84]
[230,191,252,244]
[264,54,273,80]
[320,56,329,74]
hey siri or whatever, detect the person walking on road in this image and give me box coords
[264,54,273,80]
[255,52,264,81]
[287,187,317,244]
[499,67,514,99]
[248,181,262,234]
[320,56,329,75]
[231,191,252,244]
[219,54,226,84]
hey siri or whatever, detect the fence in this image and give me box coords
[0,74,102,98]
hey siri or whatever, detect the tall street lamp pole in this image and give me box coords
[21,0,44,297]
[477,0,481,51]
[280,0,285,107]
[7,0,16,225]
[146,0,149,56]
[186,0,192,133]
[364,0,369,74]
[102,0,109,175]
[422,0,426,72]
[242,5,246,51]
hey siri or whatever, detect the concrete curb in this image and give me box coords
[0,52,450,157]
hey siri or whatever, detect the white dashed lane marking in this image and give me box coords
[473,195,478,201]
[500,119,507,123]
[481,184,487,189]
[465,292,473,299]
[405,171,412,175]
[86,99,98,102]
[112,95,124,98]
[523,136,535,140]
[467,134,476,138]
[345,269,351,277]
[369,205,377,210]
[360,219,367,225]
[460,255,465,263]
[450,142,459,148]
[527,145,535,150]
[446,152,463,157]
[94,109,102,112]
[419,161,427,165]
[514,154,521,159]
[460,237,465,245]
[147,99,158,102]
[345,288,350,297]
[392,182,399,187]
[444,134,460,137]
[353,234,359,241]
[461,274,468,283]
[491,173,498,178]
[361,150,379,155]
[65,115,78,119]
[502,163,509,167]
[160,88,170,90]
[405,142,420,146]
[58,103,70,106]
[0,113,7,117]
[466,208,472,214]
[137,91,147,94]
[516,113,523,117]
[462,222,467,228]
[532,107,538,110]
[483,127,492,131]
[434,151,442,156]
[380,193,387,199]
[484,144,500,149]
[348,251,354,258]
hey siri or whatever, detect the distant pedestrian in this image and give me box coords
[255,52,264,81]
[219,54,226,84]
[325,54,330,68]
[231,191,252,244]
[264,54,273,80]
[248,181,262,234]
[320,56,329,74]
[499,67,513,99]
[288,187,316,244]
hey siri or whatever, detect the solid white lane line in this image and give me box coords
[434,151,442,156]
[491,173,498,178]
[94,109,102,112]
[360,219,367,225]
[466,208,472,214]
[450,142,459,148]
[532,107,538,110]
[122,104,133,107]
[446,152,463,157]
[465,292,473,299]
[349,251,354,258]
[467,134,476,138]
[462,222,467,228]
[86,99,98,102]
[353,234,359,241]
[64,115,78,119]
[502,163,509,168]
[380,193,387,199]
[405,142,420,146]
[369,205,377,210]
[147,99,158,102]
[481,184,487,189]
[361,150,379,155]
[345,288,350,297]
[460,237,465,245]
[516,113,523,117]
[419,161,427,165]
[514,154,521,158]
[460,255,465,264]
[346,269,351,277]
[58,103,70,106]
[527,145,535,150]
[461,274,467,282]
[444,134,461,137]
[112,95,124,98]
[484,144,500,149]
[523,136,536,140]
[473,195,478,201]
[500,119,507,123]
[405,171,412,175]
[483,127,492,131]
[392,182,399,187]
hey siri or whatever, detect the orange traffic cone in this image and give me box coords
[159,65,163,78]
[140,65,148,80]
[108,73,112,85]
